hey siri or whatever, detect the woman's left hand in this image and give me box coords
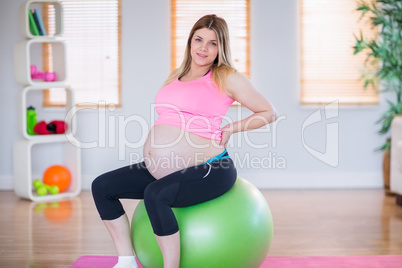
[220,125,234,148]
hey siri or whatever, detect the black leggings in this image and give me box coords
[91,151,237,236]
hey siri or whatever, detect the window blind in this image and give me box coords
[43,0,121,107]
[300,0,379,105]
[171,0,250,76]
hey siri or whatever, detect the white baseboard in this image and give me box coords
[1,172,384,191]
[238,171,383,189]
[0,176,14,190]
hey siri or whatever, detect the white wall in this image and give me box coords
[0,0,390,190]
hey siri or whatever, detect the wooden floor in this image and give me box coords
[0,189,401,267]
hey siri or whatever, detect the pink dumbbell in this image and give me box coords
[30,65,58,82]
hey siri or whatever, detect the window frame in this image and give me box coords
[299,0,379,106]
[42,0,122,108]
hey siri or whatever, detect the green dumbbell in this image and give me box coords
[46,185,60,195]
[33,179,48,196]
[33,179,60,195]
[33,179,42,188]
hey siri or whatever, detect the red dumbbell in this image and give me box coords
[30,65,58,82]
[33,120,68,135]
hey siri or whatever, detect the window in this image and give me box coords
[171,0,250,77]
[43,0,121,107]
[300,0,379,105]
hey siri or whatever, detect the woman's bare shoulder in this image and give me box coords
[226,71,252,98]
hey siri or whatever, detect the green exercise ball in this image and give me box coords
[131,177,273,268]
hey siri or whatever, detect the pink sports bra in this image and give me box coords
[154,71,235,141]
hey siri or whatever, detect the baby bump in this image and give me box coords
[143,125,225,180]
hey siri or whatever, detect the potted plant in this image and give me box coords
[352,0,402,195]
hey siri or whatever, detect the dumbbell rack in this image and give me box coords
[13,0,81,202]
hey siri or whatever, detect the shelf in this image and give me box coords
[20,0,63,39]
[14,0,81,202]
[19,86,76,140]
[21,134,69,143]
[13,138,81,202]
[14,39,67,86]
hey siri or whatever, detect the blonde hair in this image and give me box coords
[163,14,237,96]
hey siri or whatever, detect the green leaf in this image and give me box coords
[353,0,402,151]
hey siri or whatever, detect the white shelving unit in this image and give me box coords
[19,0,64,39]
[13,0,81,202]
[14,39,67,85]
[18,85,76,140]
[14,139,81,202]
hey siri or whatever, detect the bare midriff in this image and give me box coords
[143,124,225,180]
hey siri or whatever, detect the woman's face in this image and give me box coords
[190,28,219,68]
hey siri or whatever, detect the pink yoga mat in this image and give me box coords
[71,255,402,268]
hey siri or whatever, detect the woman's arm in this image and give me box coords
[219,72,278,147]
[226,72,278,133]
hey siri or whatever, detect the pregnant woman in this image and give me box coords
[92,14,278,268]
